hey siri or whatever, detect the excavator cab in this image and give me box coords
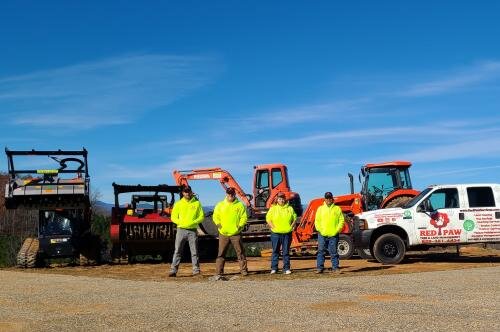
[252,164,302,218]
[360,161,415,210]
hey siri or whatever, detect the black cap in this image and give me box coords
[324,192,333,199]
[226,187,236,195]
[182,185,192,193]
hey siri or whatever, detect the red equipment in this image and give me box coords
[172,164,302,239]
[292,161,420,258]
[110,183,182,262]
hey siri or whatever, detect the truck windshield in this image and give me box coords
[401,187,432,209]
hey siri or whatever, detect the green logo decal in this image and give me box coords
[403,210,412,219]
[463,219,475,231]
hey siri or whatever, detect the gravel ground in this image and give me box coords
[0,266,498,331]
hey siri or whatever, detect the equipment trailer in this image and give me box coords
[4,148,99,267]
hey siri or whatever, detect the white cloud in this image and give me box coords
[401,61,500,97]
[388,138,500,163]
[0,54,221,129]
[416,165,500,179]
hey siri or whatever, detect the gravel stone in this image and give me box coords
[0,267,498,331]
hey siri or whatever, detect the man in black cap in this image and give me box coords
[168,185,205,277]
[314,191,345,273]
[212,187,248,280]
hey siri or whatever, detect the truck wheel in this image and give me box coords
[338,234,354,259]
[373,233,406,264]
[356,248,373,259]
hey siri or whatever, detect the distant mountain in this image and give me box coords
[93,200,113,216]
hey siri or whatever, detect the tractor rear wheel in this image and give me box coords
[373,233,406,264]
[338,234,354,259]
[385,196,413,208]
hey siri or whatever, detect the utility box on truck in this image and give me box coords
[353,183,500,264]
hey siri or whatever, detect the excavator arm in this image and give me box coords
[172,168,253,208]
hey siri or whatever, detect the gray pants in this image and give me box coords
[170,228,200,274]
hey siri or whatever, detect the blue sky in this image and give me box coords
[1,1,499,205]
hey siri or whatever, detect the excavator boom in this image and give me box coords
[172,168,253,207]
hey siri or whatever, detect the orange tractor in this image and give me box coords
[172,163,302,240]
[292,161,419,259]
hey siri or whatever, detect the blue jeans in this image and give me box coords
[170,228,200,274]
[316,234,340,270]
[271,232,292,271]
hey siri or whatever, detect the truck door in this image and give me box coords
[463,186,500,243]
[414,188,464,245]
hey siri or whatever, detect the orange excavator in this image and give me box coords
[291,161,419,259]
[172,163,302,239]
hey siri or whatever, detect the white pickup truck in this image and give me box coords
[353,183,500,264]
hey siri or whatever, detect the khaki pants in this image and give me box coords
[215,234,247,275]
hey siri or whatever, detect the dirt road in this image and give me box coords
[0,247,498,331]
[4,246,499,281]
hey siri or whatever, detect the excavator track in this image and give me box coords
[16,237,40,268]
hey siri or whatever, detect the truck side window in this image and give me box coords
[467,187,495,207]
[444,189,459,208]
[428,188,459,210]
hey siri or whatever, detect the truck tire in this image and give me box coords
[338,234,354,259]
[373,233,406,264]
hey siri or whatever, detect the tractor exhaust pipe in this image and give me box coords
[348,173,354,194]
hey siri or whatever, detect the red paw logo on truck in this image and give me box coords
[430,212,450,235]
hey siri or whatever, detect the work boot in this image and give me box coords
[213,274,227,281]
[270,269,277,274]
[241,270,248,276]
[168,271,176,278]
[314,269,323,274]
[192,271,201,277]
[331,268,341,274]
[284,270,292,275]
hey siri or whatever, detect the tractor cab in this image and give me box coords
[129,194,171,217]
[38,209,87,257]
[360,161,414,210]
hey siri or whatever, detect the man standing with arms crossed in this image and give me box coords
[169,186,205,277]
[315,191,345,273]
[212,187,248,280]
